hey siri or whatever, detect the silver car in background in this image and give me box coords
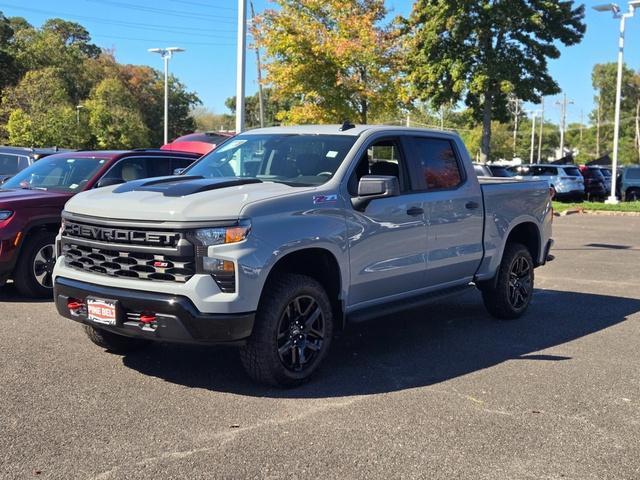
[510,164,584,201]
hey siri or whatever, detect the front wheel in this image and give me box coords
[14,231,57,298]
[240,274,334,387]
[480,242,534,320]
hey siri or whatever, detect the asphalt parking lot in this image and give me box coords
[1,214,639,480]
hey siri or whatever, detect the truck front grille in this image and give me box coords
[60,217,197,284]
[63,243,195,283]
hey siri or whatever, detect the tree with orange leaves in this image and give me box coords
[253,0,404,125]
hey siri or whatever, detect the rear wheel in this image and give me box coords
[480,242,534,320]
[240,274,333,387]
[14,231,56,298]
[83,325,150,354]
[626,188,640,201]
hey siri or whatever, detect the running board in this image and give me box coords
[347,284,474,324]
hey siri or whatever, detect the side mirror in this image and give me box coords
[351,175,400,211]
[96,177,125,188]
[173,168,185,175]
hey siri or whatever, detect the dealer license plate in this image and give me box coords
[87,298,117,326]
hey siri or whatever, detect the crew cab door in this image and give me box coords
[345,137,428,307]
[402,135,484,287]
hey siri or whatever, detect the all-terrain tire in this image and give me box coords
[14,230,57,298]
[83,325,151,354]
[480,242,534,320]
[240,273,334,387]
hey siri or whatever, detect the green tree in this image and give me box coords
[254,0,404,124]
[0,67,82,147]
[118,64,199,145]
[85,78,149,149]
[191,106,235,132]
[588,63,640,164]
[224,88,292,129]
[404,0,586,162]
[0,12,19,95]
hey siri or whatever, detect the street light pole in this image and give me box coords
[594,1,640,203]
[236,0,247,133]
[529,111,539,164]
[148,47,185,145]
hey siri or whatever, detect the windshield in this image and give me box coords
[2,155,107,192]
[600,168,612,177]
[0,154,30,175]
[185,134,357,186]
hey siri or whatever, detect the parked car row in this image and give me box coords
[0,148,202,297]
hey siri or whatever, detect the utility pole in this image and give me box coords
[439,105,445,130]
[538,99,544,162]
[250,1,265,128]
[556,93,574,158]
[236,0,247,133]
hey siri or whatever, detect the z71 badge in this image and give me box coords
[313,194,338,205]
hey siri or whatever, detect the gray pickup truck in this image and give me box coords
[53,125,553,386]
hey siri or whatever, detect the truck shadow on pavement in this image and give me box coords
[121,288,640,398]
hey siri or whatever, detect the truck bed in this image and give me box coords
[474,177,552,281]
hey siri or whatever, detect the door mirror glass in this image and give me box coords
[352,175,400,210]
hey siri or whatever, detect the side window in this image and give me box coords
[102,157,173,183]
[171,157,195,173]
[406,137,463,190]
[348,138,410,195]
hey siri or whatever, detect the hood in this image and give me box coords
[0,188,72,208]
[64,176,313,222]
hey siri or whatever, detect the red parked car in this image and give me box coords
[161,131,233,156]
[0,149,201,298]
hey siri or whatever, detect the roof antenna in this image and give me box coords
[339,120,355,131]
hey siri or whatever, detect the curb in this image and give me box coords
[554,209,640,217]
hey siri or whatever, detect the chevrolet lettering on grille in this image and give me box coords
[65,222,180,247]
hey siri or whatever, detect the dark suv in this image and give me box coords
[579,166,607,201]
[0,149,200,297]
[0,147,72,183]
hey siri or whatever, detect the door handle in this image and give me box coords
[406,206,424,216]
[465,201,480,210]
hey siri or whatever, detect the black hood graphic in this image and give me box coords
[112,176,262,197]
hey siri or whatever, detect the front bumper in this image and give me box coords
[54,277,255,345]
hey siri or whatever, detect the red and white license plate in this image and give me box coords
[86,298,117,326]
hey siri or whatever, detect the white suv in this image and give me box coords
[511,164,584,201]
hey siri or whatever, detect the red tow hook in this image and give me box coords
[67,299,85,312]
[139,313,157,325]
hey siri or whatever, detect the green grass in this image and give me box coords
[553,201,640,213]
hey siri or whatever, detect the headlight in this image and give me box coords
[192,222,250,246]
[0,210,13,221]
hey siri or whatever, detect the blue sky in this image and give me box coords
[1,0,639,127]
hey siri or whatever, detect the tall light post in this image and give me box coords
[236,0,247,133]
[528,110,541,164]
[594,1,640,203]
[148,47,185,145]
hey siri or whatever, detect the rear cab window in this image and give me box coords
[403,137,464,190]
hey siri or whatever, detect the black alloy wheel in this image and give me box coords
[507,255,532,310]
[276,295,326,373]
